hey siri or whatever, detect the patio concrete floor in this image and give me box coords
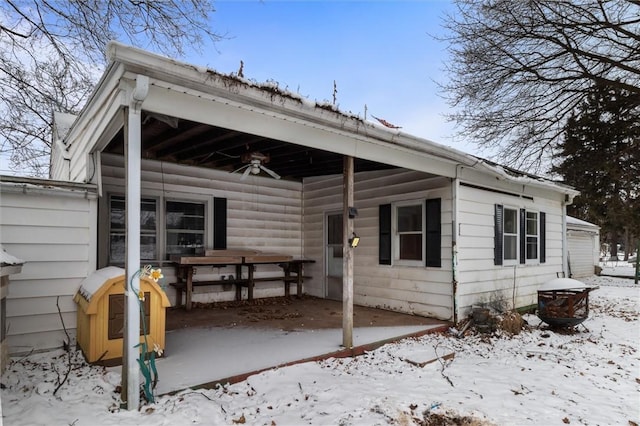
[165,295,446,332]
[153,296,450,395]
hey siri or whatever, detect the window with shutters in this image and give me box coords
[378,198,441,267]
[107,194,225,265]
[494,204,545,266]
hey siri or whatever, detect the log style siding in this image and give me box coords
[303,169,454,321]
[99,154,304,304]
[0,180,98,354]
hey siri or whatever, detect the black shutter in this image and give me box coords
[425,198,441,267]
[379,204,392,265]
[494,204,503,265]
[213,197,227,249]
[520,209,526,264]
[540,212,546,263]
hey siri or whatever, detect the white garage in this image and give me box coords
[567,216,600,278]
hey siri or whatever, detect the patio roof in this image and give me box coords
[55,41,579,197]
[102,114,401,181]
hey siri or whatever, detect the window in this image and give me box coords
[327,213,343,259]
[109,196,157,264]
[503,207,518,262]
[107,195,215,265]
[526,211,538,260]
[379,199,441,267]
[494,204,545,266]
[396,203,423,262]
[165,200,206,259]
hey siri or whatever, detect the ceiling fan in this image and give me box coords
[232,152,281,180]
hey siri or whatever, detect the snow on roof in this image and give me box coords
[567,215,599,229]
[77,266,125,301]
[472,157,579,196]
[0,245,24,266]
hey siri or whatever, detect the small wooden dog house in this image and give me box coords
[74,266,170,365]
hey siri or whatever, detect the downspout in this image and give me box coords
[451,165,461,324]
[561,193,574,277]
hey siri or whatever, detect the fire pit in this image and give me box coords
[537,278,597,328]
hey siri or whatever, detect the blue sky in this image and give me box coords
[186,1,472,153]
[0,1,473,176]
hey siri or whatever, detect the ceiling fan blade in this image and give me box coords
[260,164,281,180]
[231,164,249,174]
[241,166,252,180]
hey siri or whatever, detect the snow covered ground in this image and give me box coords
[601,263,637,279]
[1,275,638,426]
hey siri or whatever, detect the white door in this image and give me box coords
[326,212,343,300]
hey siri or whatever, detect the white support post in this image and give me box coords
[561,200,568,277]
[342,156,354,349]
[122,75,148,411]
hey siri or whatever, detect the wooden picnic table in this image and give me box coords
[170,250,314,310]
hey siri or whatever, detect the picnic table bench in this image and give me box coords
[170,249,314,310]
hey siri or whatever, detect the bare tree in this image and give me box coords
[440,0,640,172]
[0,0,223,177]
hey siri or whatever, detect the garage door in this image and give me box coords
[568,232,596,278]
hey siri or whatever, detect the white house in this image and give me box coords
[0,42,579,355]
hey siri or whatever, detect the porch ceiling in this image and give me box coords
[103,112,401,181]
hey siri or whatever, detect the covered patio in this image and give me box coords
[52,42,468,408]
[153,297,449,395]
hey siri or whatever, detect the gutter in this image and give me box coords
[473,158,580,199]
[107,42,479,170]
[561,195,571,277]
[0,175,98,198]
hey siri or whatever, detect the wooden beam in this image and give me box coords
[342,155,354,348]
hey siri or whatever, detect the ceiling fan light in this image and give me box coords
[251,165,261,174]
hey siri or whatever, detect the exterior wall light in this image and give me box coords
[349,232,360,248]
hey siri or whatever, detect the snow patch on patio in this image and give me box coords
[153,324,440,394]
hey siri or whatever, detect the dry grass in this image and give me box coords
[497,311,525,335]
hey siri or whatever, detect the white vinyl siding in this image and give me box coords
[303,169,453,321]
[0,180,98,355]
[455,172,565,317]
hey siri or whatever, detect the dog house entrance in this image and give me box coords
[108,292,151,340]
